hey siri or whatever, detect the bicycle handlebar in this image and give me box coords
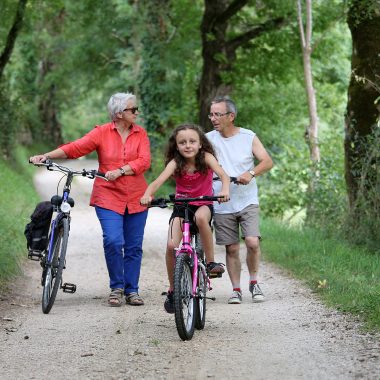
[29,159,107,180]
[149,194,225,208]
[213,176,239,184]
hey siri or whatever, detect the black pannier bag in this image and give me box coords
[24,201,53,252]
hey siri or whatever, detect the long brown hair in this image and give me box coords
[165,124,215,176]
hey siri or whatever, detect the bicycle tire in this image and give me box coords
[42,217,69,314]
[194,265,207,330]
[173,253,195,340]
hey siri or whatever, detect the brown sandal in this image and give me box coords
[108,288,123,307]
[125,292,144,306]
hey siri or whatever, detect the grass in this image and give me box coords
[261,218,380,331]
[0,147,40,289]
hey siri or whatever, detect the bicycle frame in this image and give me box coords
[30,159,106,313]
[45,170,74,264]
[175,203,201,296]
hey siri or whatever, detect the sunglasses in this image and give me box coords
[123,107,139,114]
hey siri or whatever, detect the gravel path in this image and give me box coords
[0,159,379,379]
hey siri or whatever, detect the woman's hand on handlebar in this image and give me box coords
[29,154,49,164]
[140,195,153,206]
[105,169,122,181]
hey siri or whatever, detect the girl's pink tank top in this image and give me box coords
[175,169,213,205]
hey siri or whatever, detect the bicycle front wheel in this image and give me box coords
[195,265,207,330]
[173,254,195,340]
[42,217,69,314]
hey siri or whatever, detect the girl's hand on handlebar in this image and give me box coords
[217,191,230,203]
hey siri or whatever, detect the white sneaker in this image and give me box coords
[228,290,242,304]
[249,282,265,303]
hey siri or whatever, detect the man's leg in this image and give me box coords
[240,204,264,302]
[225,243,241,288]
[245,236,264,302]
[213,212,242,303]
[244,236,261,281]
[225,243,243,304]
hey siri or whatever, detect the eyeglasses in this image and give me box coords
[207,112,231,119]
[123,107,139,114]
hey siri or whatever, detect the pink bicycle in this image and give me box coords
[150,194,223,340]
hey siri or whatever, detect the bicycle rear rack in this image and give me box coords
[61,282,76,293]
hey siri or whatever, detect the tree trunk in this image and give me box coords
[35,9,66,146]
[198,0,285,130]
[198,0,234,130]
[37,59,63,146]
[137,0,171,144]
[0,0,28,81]
[345,0,380,207]
[297,0,320,166]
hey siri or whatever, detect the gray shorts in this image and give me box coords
[213,204,260,245]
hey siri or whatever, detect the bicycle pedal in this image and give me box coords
[61,282,76,293]
[208,272,223,279]
[28,250,43,261]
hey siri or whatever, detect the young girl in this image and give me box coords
[140,124,230,313]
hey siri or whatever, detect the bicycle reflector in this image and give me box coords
[60,202,71,213]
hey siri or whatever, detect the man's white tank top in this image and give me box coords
[207,128,259,214]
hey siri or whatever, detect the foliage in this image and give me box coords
[261,217,380,331]
[1,0,377,251]
[0,82,19,158]
[0,146,40,288]
[343,127,380,252]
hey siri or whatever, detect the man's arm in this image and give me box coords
[237,136,273,185]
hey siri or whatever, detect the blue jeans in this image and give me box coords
[95,206,148,294]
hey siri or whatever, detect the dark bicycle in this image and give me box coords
[28,159,106,314]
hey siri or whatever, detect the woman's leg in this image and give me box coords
[95,207,124,290]
[123,209,148,294]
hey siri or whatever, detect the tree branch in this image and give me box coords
[297,0,306,49]
[227,16,286,52]
[215,0,249,25]
[0,0,28,80]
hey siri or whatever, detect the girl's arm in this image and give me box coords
[140,160,176,205]
[205,152,230,202]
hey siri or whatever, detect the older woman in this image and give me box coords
[29,93,151,307]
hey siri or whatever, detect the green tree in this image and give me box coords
[345,0,380,207]
[198,0,289,130]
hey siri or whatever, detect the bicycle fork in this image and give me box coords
[46,217,77,294]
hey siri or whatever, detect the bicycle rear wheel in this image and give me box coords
[42,217,69,314]
[195,264,207,330]
[173,253,195,340]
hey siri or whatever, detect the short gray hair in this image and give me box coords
[107,92,136,120]
[211,96,237,118]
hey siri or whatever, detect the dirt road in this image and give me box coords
[0,159,379,379]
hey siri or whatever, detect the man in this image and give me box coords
[206,96,273,304]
